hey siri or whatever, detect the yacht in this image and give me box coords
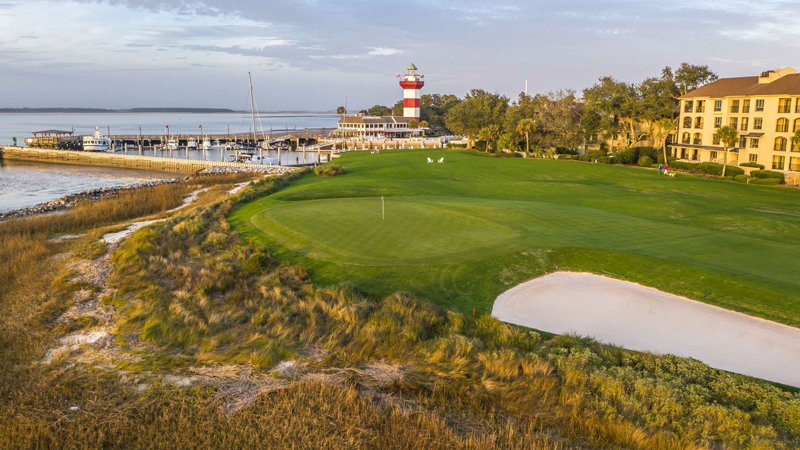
[187,138,198,150]
[201,137,212,150]
[82,127,110,152]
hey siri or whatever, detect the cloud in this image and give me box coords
[368,47,402,56]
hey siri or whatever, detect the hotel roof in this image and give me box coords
[681,73,800,99]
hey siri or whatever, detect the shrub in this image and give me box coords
[638,156,653,167]
[740,162,765,170]
[495,152,522,158]
[724,166,745,177]
[315,164,344,177]
[669,161,699,172]
[577,155,592,162]
[750,177,782,185]
[598,157,613,164]
[586,150,607,158]
[697,162,723,176]
[636,147,658,161]
[651,164,662,169]
[657,153,677,165]
[734,174,750,183]
[555,147,578,155]
[616,148,638,165]
[751,170,785,183]
[446,142,467,149]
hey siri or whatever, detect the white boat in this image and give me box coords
[201,137,212,150]
[166,138,178,151]
[83,127,110,152]
[187,138,198,150]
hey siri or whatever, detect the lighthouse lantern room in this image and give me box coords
[399,63,424,120]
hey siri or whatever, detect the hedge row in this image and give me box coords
[750,170,785,183]
[665,161,745,177]
[740,162,765,170]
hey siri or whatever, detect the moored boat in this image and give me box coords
[82,127,110,152]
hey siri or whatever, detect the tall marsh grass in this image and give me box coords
[2,170,799,449]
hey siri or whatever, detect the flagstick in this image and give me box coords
[382,196,385,220]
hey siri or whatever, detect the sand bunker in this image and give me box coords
[492,272,800,387]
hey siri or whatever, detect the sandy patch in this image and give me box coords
[492,271,800,387]
[43,329,109,364]
[101,188,208,244]
[228,182,251,195]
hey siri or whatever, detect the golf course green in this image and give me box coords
[228,149,800,326]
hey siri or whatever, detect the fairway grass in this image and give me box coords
[228,149,800,326]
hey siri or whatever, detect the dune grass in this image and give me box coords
[2,171,799,448]
[228,149,800,326]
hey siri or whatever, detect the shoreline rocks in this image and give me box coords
[0,179,179,221]
[195,166,297,175]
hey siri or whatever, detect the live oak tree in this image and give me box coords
[420,94,461,128]
[367,105,392,116]
[444,89,508,149]
[714,126,739,177]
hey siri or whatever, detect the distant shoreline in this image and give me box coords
[0,108,337,114]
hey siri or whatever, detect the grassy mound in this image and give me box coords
[229,149,800,326]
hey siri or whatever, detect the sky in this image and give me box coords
[0,0,798,111]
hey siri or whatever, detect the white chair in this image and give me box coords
[427,157,433,163]
[438,158,444,163]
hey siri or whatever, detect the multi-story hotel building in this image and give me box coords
[675,67,800,171]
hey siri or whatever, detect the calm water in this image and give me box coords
[0,112,339,212]
[0,160,179,212]
[0,112,339,145]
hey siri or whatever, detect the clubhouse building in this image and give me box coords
[336,63,426,138]
[675,67,800,171]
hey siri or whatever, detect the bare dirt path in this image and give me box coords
[492,271,800,387]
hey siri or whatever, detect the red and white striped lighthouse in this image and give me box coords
[399,63,424,120]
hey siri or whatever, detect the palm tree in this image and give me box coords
[713,126,739,177]
[408,119,419,136]
[516,119,536,155]
[336,106,346,119]
[792,129,800,153]
[419,120,429,137]
[478,125,501,152]
[655,118,676,166]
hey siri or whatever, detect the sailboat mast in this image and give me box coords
[249,72,257,146]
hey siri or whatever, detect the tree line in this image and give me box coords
[342,63,718,155]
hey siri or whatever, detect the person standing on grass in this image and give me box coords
[664,164,669,175]
[658,163,663,175]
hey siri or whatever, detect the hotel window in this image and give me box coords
[742,99,750,113]
[681,132,690,144]
[794,139,800,152]
[776,118,789,133]
[791,157,800,171]
[749,154,758,163]
[754,118,763,130]
[695,100,705,113]
[773,155,785,170]
[714,117,722,128]
[710,151,718,159]
[739,136,747,148]
[778,98,792,113]
[750,138,759,148]
[755,99,764,111]
[730,100,740,113]
[728,117,738,129]
[796,99,800,113]
[695,117,704,128]
[693,133,702,145]
[714,100,722,111]
[774,137,787,151]
[794,118,800,132]
[684,100,693,113]
[713,135,721,145]
[741,117,748,131]
[683,116,692,128]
